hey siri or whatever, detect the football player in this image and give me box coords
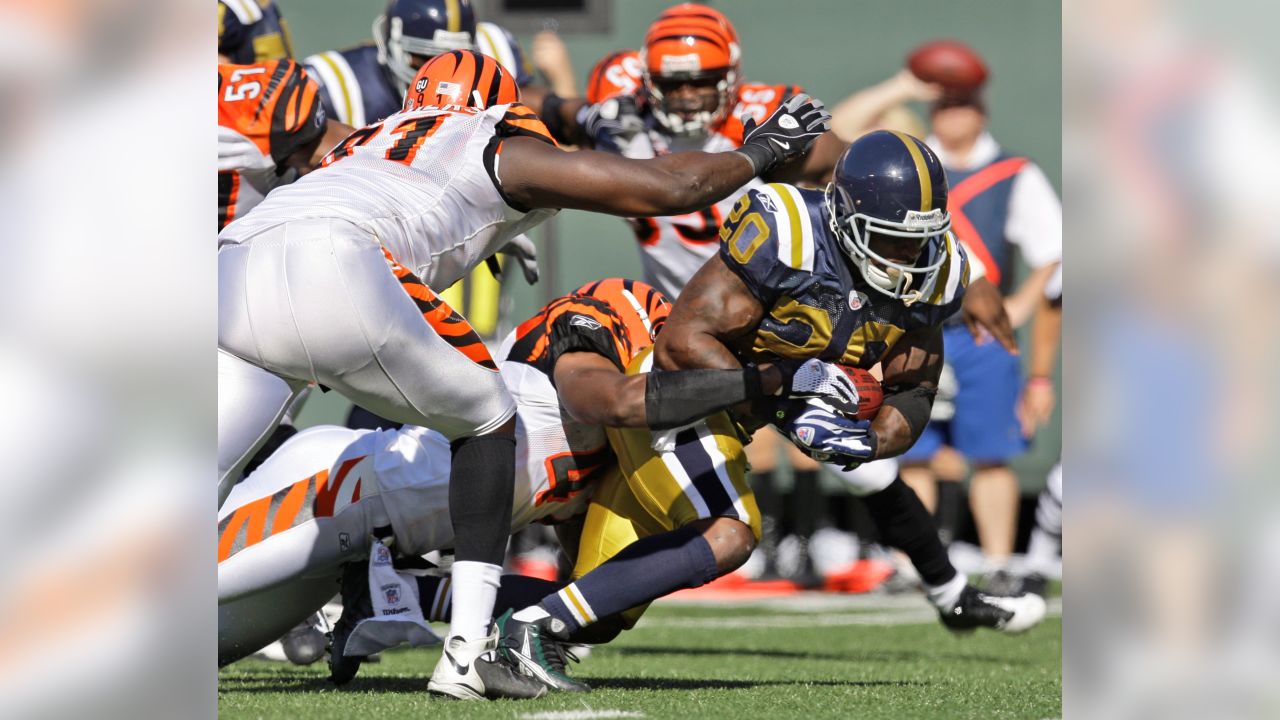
[219,50,830,699]
[218,0,294,63]
[217,280,845,685]
[218,59,354,231]
[497,132,1048,690]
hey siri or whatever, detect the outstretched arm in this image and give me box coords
[871,325,944,459]
[499,135,756,217]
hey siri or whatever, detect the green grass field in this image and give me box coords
[219,594,1060,719]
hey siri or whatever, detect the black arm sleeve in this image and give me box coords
[644,365,768,430]
[881,385,937,436]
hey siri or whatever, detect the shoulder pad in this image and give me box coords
[220,0,264,27]
[495,103,557,146]
[919,231,971,308]
[476,22,535,87]
[304,50,366,127]
[718,184,817,305]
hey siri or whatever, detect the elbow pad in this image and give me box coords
[882,385,937,435]
[644,366,767,430]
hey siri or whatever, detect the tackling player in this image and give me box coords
[218,59,354,231]
[217,280,848,687]
[497,132,1047,692]
[218,50,830,699]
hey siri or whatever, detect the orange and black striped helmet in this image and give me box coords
[572,278,672,345]
[640,3,742,136]
[403,49,520,111]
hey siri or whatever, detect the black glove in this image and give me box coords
[736,92,831,175]
[578,94,645,151]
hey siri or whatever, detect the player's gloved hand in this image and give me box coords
[774,358,860,417]
[494,233,539,284]
[578,94,645,151]
[736,92,831,175]
[777,399,878,470]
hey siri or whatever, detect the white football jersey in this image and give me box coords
[613,129,761,301]
[219,102,558,291]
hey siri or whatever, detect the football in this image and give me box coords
[838,365,884,421]
[906,40,989,91]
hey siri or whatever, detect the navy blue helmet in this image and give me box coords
[374,0,477,90]
[825,130,952,303]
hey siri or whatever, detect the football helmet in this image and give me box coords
[573,278,671,344]
[640,3,741,137]
[825,130,952,304]
[374,0,477,90]
[403,50,519,111]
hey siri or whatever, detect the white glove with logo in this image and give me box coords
[777,358,860,417]
[778,399,878,470]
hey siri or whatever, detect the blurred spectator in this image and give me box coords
[899,52,1062,583]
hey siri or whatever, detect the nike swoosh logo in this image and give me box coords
[772,139,791,150]
[445,649,470,675]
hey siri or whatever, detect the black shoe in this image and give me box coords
[328,561,373,685]
[939,584,1047,634]
[428,630,549,700]
[496,609,590,693]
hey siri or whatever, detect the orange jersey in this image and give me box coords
[217,60,326,230]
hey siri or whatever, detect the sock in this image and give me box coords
[925,571,967,611]
[1025,478,1062,574]
[750,472,782,574]
[934,479,964,547]
[418,573,561,622]
[448,433,516,566]
[448,561,501,641]
[862,477,958,588]
[537,524,718,633]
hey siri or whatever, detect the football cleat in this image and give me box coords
[328,561,374,685]
[428,630,548,700]
[282,613,328,665]
[939,584,1047,634]
[496,609,590,693]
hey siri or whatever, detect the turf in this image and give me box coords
[218,595,1061,719]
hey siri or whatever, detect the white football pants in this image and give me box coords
[217,218,514,506]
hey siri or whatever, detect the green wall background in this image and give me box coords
[279,0,1062,490]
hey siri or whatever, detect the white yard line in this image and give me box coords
[518,711,645,720]
[646,595,1061,629]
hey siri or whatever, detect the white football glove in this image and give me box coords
[778,399,878,470]
[495,233,539,284]
[777,358,860,417]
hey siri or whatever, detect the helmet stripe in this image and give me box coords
[445,0,462,33]
[889,130,932,210]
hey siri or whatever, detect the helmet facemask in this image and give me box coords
[825,183,951,306]
[374,14,475,92]
[644,67,736,138]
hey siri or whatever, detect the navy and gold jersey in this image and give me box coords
[218,0,294,64]
[303,44,402,129]
[719,183,970,369]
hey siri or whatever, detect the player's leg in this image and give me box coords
[284,237,535,699]
[1021,462,1062,595]
[216,348,305,509]
[502,409,758,692]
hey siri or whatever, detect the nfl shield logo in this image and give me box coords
[795,426,815,446]
[383,583,400,605]
[374,544,392,565]
[848,290,865,310]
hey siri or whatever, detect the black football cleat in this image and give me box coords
[496,609,590,693]
[328,560,374,685]
[940,584,1047,634]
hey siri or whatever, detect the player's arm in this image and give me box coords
[553,351,787,430]
[870,325,945,459]
[284,119,354,175]
[498,93,830,216]
[655,254,766,372]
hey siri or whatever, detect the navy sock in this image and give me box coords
[863,477,957,587]
[538,524,718,632]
